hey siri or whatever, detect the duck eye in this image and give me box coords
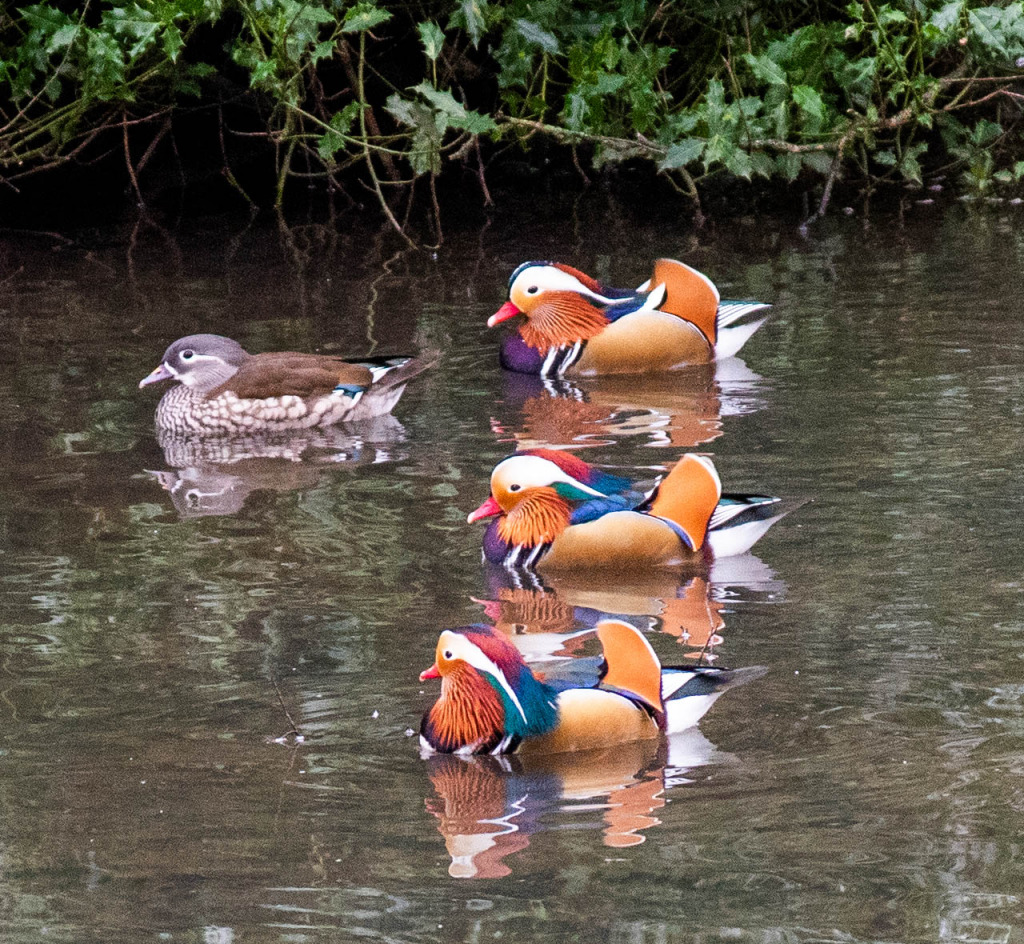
[443,649,453,660]
[509,484,521,492]
[181,350,195,361]
[526,286,539,295]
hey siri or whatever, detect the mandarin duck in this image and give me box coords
[419,619,765,755]
[139,334,434,434]
[468,448,786,571]
[490,258,770,377]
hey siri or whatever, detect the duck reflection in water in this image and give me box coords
[475,575,721,663]
[491,358,765,451]
[419,620,763,878]
[425,731,722,879]
[146,416,407,517]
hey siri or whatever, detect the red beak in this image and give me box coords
[487,301,522,328]
[419,662,440,681]
[467,495,502,523]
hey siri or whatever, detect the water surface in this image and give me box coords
[1,201,1023,942]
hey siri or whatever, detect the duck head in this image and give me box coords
[467,449,626,550]
[420,625,559,754]
[489,262,629,351]
[139,335,248,394]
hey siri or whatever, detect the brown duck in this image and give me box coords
[139,334,434,434]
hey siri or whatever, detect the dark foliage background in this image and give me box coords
[2,0,1023,233]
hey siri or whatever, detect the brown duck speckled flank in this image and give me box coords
[139,334,435,434]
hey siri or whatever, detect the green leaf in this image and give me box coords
[516,18,559,54]
[724,147,753,180]
[162,23,184,62]
[418,21,444,61]
[564,91,588,130]
[874,149,897,166]
[317,103,360,162]
[779,152,802,181]
[47,24,79,53]
[412,82,496,133]
[744,52,788,87]
[659,138,704,169]
[342,3,392,33]
[592,72,625,95]
[312,40,335,64]
[802,151,833,174]
[452,0,487,47]
[750,151,776,179]
[792,85,824,123]
[251,60,277,86]
[971,119,1003,147]
[386,93,443,175]
[929,2,961,32]
[877,6,908,27]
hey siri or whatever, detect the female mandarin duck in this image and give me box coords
[490,258,771,378]
[419,619,764,755]
[468,448,785,571]
[139,334,433,434]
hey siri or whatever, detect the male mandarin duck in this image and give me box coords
[490,258,771,377]
[419,619,765,755]
[468,448,786,571]
[139,334,434,434]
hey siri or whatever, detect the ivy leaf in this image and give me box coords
[516,18,559,54]
[312,40,336,64]
[317,102,362,162]
[47,24,79,53]
[418,21,444,61]
[802,151,834,174]
[659,137,704,169]
[564,91,588,130]
[876,6,908,27]
[929,1,962,33]
[779,152,802,181]
[744,52,788,87]
[792,85,824,122]
[412,82,496,133]
[386,93,442,174]
[724,147,753,180]
[105,4,162,60]
[163,23,184,62]
[342,3,392,34]
[750,151,776,179]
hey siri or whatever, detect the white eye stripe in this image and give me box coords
[510,265,620,304]
[492,455,606,496]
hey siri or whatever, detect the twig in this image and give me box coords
[271,674,303,740]
[474,136,493,207]
[122,108,144,205]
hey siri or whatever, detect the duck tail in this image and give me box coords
[647,258,720,346]
[706,494,804,558]
[643,454,722,552]
[347,350,439,419]
[660,664,767,734]
[714,301,772,358]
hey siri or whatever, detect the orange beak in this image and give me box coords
[419,662,441,681]
[467,495,502,523]
[487,301,522,328]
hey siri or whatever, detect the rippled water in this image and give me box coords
[1,200,1023,942]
